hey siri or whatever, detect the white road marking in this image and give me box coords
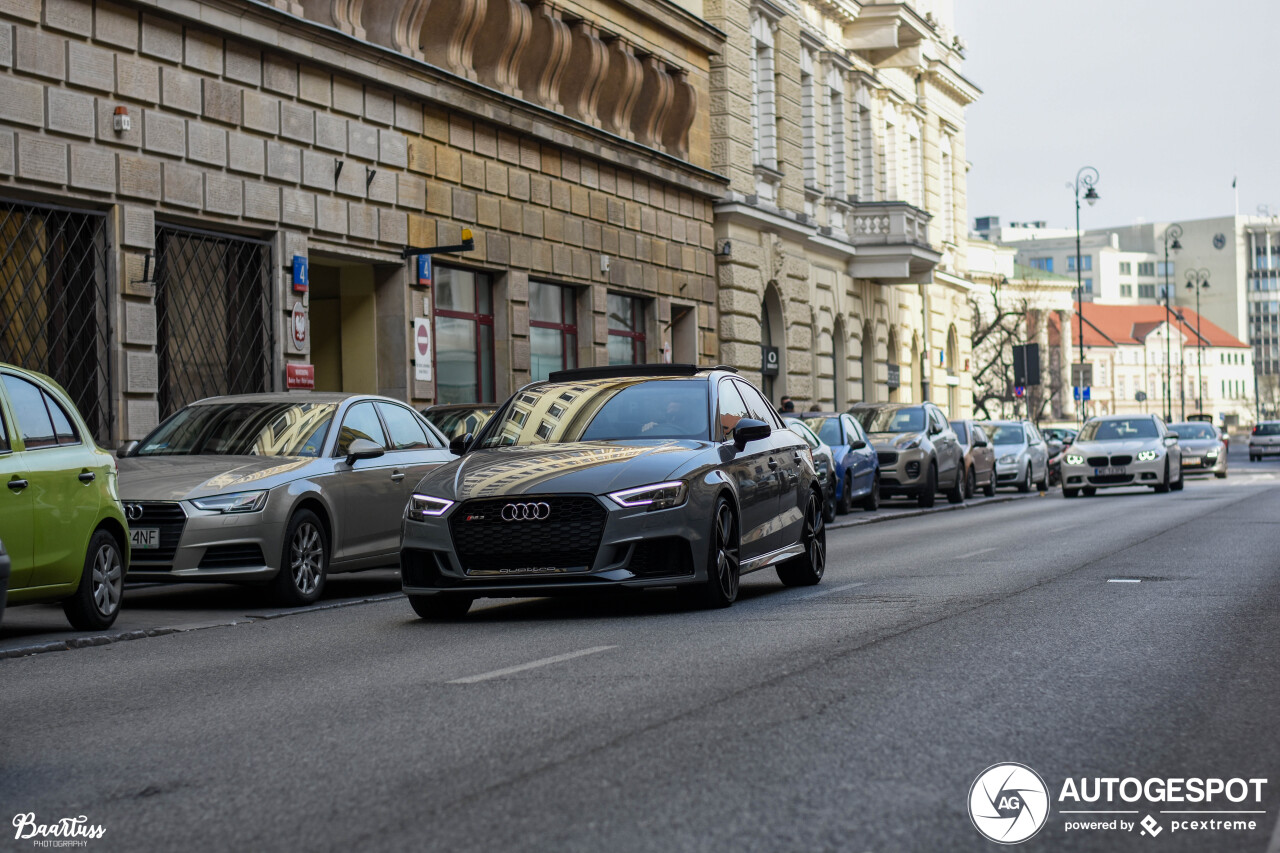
[447,645,616,684]
[1060,811,1139,814]
[1107,579,1141,583]
[956,547,997,559]
[794,581,866,599]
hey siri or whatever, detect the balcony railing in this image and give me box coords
[847,201,931,247]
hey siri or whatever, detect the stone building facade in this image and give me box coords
[707,0,979,416]
[0,0,725,443]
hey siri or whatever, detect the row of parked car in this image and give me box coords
[0,360,1258,630]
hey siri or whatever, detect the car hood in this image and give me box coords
[1069,439,1162,456]
[867,432,925,451]
[1177,438,1221,452]
[415,440,711,500]
[992,442,1029,455]
[118,455,316,500]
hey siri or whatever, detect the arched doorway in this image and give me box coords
[946,324,961,415]
[887,327,901,402]
[833,315,848,410]
[762,283,786,406]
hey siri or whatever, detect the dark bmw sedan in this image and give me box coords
[400,365,826,619]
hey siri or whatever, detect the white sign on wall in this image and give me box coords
[413,318,432,382]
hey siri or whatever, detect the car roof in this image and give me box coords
[792,412,843,418]
[545,364,735,383]
[849,402,922,411]
[424,402,498,412]
[1090,413,1156,421]
[188,392,391,406]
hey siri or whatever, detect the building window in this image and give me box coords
[1120,261,1132,275]
[607,293,646,365]
[940,135,954,244]
[1067,255,1092,272]
[750,12,777,171]
[1156,261,1175,277]
[857,102,874,201]
[800,50,817,189]
[530,280,578,381]
[434,266,495,404]
[1138,262,1155,276]
[907,119,923,208]
[825,69,846,200]
[1120,284,1133,297]
[883,111,898,200]
[1082,278,1093,294]
[1029,257,1054,272]
[1139,284,1156,299]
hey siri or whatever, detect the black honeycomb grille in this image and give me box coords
[449,496,606,574]
[1110,455,1133,466]
[628,538,694,579]
[127,501,187,562]
[1087,456,1109,467]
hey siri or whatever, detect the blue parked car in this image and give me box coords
[793,412,881,513]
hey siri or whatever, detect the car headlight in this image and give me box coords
[999,454,1017,464]
[406,494,454,520]
[190,490,269,514]
[1065,454,1084,465]
[1205,448,1220,457]
[1136,450,1159,461]
[895,434,922,450]
[607,481,688,510]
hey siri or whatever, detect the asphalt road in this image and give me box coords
[3,449,1280,852]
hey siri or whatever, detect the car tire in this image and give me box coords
[822,487,837,524]
[1154,460,1171,493]
[916,462,937,508]
[1082,487,1097,497]
[1215,470,1227,479]
[836,471,853,515]
[983,470,996,497]
[778,489,826,587]
[1171,467,1184,491]
[946,465,964,504]
[1017,463,1032,493]
[684,498,740,609]
[1063,487,1079,499]
[62,529,124,631]
[409,594,474,620]
[273,509,329,607]
[1035,466,1049,491]
[965,466,976,500]
[861,474,881,511]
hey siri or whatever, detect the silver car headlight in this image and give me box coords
[607,481,688,510]
[1205,448,1220,458]
[190,490,268,514]
[406,494,454,520]
[999,454,1018,464]
[1065,454,1085,465]
[896,435,922,450]
[1136,450,1159,462]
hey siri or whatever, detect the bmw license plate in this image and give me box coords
[1095,466,1126,476]
[130,528,159,549]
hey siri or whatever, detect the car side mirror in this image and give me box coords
[849,439,867,450]
[974,437,988,448]
[732,418,771,450]
[345,438,385,465]
[449,432,473,456]
[116,440,138,458]
[1163,435,1179,447]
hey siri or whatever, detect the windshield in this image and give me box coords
[1079,418,1160,442]
[1256,423,1280,436]
[853,407,925,434]
[136,402,335,457]
[427,407,496,439]
[802,417,841,446]
[990,424,1026,445]
[478,379,710,447]
[1171,424,1215,440]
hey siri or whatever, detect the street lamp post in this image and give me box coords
[1160,223,1183,421]
[1185,268,1210,413]
[1071,167,1100,427]
[1174,309,1187,422]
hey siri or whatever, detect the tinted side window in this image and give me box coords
[0,407,8,452]
[843,416,863,444]
[717,380,749,441]
[44,391,80,444]
[973,425,988,445]
[951,421,968,443]
[378,403,435,450]
[735,381,779,427]
[336,403,388,456]
[2,375,56,449]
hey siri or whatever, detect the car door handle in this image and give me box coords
[390,471,405,482]
[7,478,28,492]
[79,471,96,483]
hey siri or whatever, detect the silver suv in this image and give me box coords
[849,402,964,507]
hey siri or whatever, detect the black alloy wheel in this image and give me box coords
[685,498,741,609]
[778,489,826,587]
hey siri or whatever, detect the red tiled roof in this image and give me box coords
[1046,304,1248,349]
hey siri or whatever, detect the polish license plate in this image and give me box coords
[1095,466,1126,476]
[1182,456,1200,466]
[130,528,160,549]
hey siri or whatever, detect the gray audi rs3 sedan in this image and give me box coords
[400,365,827,619]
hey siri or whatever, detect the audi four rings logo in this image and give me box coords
[124,503,144,521]
[501,502,551,521]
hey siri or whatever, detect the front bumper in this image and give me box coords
[1180,451,1226,474]
[125,499,283,582]
[1061,455,1169,489]
[995,454,1028,483]
[875,447,931,494]
[401,493,709,598]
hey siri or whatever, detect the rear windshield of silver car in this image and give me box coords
[990,425,1025,445]
[478,379,710,447]
[1079,419,1159,442]
[853,407,924,433]
[1256,423,1280,436]
[136,402,336,457]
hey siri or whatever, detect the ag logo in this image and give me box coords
[968,763,1049,844]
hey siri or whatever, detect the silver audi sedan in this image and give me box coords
[1060,414,1183,498]
[117,393,453,605]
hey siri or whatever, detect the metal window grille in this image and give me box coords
[154,225,273,418]
[0,199,112,443]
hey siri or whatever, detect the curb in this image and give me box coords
[827,492,1041,530]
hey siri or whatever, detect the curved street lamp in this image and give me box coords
[1161,223,1183,421]
[1185,268,1210,413]
[1071,166,1099,426]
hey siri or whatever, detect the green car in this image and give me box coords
[0,364,129,629]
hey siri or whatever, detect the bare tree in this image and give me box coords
[969,286,1062,423]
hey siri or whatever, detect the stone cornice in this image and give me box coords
[924,58,982,105]
[125,0,729,197]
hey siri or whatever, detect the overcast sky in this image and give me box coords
[955,0,1280,231]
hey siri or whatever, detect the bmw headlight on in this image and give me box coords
[1065,454,1085,465]
[1136,450,1159,461]
[406,494,454,521]
[607,481,688,510]
[190,490,268,513]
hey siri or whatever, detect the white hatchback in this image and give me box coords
[1249,421,1280,461]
